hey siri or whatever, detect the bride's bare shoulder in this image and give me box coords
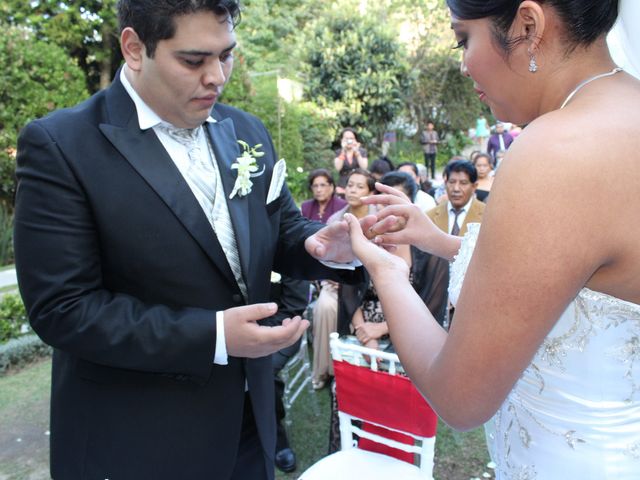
[504,78,640,176]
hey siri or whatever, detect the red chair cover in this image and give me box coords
[333,360,438,462]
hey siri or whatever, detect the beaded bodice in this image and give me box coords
[449,223,640,479]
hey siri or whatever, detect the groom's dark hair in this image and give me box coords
[117,0,241,58]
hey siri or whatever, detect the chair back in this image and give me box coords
[330,333,438,474]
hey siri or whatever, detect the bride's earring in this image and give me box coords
[529,53,538,73]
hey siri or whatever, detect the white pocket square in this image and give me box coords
[266,158,286,204]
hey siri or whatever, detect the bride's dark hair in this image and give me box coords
[447,0,618,53]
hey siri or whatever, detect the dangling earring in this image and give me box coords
[529,54,538,73]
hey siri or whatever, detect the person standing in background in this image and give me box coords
[420,120,439,179]
[475,114,490,147]
[333,127,368,197]
[487,122,514,166]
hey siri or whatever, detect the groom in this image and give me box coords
[13,1,360,479]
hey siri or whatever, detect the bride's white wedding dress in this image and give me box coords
[449,223,640,479]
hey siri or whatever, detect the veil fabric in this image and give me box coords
[607,0,640,79]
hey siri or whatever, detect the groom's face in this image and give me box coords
[134,11,236,128]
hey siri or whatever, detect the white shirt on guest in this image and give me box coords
[414,189,437,214]
[447,197,474,234]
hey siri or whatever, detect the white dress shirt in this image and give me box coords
[447,198,474,234]
[120,67,229,365]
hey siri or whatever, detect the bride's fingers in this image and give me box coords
[367,215,407,237]
[359,214,378,240]
[375,204,415,222]
[360,187,411,207]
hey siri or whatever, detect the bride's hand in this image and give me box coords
[343,213,408,280]
[362,183,438,251]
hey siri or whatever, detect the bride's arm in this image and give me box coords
[347,118,611,430]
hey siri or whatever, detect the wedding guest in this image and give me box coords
[13,1,362,478]
[339,171,449,342]
[300,171,346,391]
[369,157,394,181]
[333,128,368,197]
[328,170,448,453]
[426,160,485,238]
[509,124,523,138]
[397,161,437,213]
[348,1,639,478]
[472,153,494,202]
[474,114,489,147]
[419,120,439,179]
[301,169,347,224]
[486,121,514,165]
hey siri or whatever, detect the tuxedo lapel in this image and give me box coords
[98,81,237,286]
[206,120,251,283]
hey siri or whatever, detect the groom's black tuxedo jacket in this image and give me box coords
[14,74,352,479]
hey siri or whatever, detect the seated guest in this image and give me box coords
[369,157,394,182]
[472,153,494,202]
[338,171,449,343]
[301,169,347,223]
[300,170,347,390]
[329,171,448,453]
[397,161,437,213]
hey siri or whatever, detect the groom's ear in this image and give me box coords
[120,27,145,72]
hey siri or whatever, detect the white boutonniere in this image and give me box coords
[229,140,267,199]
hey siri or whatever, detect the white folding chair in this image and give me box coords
[300,333,438,480]
[280,331,319,422]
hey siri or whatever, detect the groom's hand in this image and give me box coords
[305,215,378,263]
[223,303,309,358]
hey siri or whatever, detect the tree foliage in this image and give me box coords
[1,0,120,92]
[0,25,88,208]
[300,11,413,148]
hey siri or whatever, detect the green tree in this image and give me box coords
[1,0,120,92]
[300,11,413,149]
[0,24,88,209]
[238,0,328,74]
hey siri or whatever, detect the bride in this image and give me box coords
[342,0,640,478]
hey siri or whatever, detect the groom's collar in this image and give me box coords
[119,65,215,130]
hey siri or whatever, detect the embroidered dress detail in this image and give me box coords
[449,225,640,479]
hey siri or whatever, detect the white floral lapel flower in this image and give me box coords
[229,140,267,199]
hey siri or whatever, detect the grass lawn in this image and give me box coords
[0,357,492,480]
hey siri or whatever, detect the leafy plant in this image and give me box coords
[0,334,51,375]
[0,293,28,343]
[300,11,413,147]
[0,24,88,210]
[0,202,13,265]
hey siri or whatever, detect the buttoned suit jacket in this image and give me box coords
[14,73,354,480]
[427,198,486,236]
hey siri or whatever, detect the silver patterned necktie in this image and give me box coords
[159,124,247,301]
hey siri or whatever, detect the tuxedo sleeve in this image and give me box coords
[250,118,363,285]
[14,120,216,384]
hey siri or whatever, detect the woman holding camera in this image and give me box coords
[333,127,368,197]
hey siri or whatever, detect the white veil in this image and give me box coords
[607,0,640,79]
